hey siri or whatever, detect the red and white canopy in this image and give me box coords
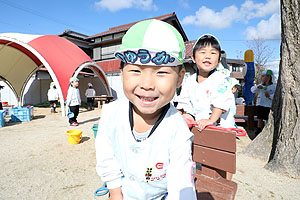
[0,33,110,115]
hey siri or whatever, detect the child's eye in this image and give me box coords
[130,69,141,73]
[157,71,169,74]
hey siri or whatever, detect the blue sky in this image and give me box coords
[0,0,281,70]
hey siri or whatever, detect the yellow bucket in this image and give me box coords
[66,130,82,144]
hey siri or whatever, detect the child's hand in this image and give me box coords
[109,188,123,200]
[110,196,123,200]
[182,113,194,121]
[264,91,270,98]
[257,85,263,89]
[196,119,214,131]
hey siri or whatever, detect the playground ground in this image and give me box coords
[0,107,299,200]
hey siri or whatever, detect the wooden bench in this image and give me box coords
[94,96,114,109]
[235,105,258,130]
[192,127,237,200]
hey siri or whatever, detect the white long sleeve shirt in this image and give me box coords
[175,70,234,128]
[95,99,197,200]
[47,87,59,101]
[251,84,276,108]
[85,88,96,98]
[66,87,81,106]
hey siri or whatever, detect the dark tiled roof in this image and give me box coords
[88,12,177,39]
[96,59,121,73]
[184,40,196,59]
[227,58,244,65]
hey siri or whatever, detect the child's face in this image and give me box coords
[121,64,185,115]
[71,81,79,88]
[261,75,270,83]
[192,44,220,74]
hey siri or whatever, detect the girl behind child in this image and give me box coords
[251,69,276,135]
[85,83,96,110]
[175,34,234,130]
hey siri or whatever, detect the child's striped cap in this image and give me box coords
[115,19,185,66]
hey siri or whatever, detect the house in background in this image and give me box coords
[7,12,245,106]
[60,12,192,99]
[62,12,245,99]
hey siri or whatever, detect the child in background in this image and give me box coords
[220,78,241,127]
[95,19,196,200]
[66,77,81,126]
[251,69,276,135]
[85,83,96,110]
[47,82,59,113]
[175,34,234,130]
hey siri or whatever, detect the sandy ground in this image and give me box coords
[0,107,300,200]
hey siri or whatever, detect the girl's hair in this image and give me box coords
[263,75,273,85]
[193,35,221,60]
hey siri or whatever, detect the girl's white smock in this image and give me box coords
[95,99,196,200]
[251,84,276,108]
[85,88,96,98]
[175,70,234,128]
[66,87,81,106]
[47,86,59,101]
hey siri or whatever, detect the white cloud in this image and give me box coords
[178,0,190,9]
[245,13,281,40]
[182,5,240,29]
[182,0,280,29]
[95,0,157,12]
[241,0,279,21]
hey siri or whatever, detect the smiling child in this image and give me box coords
[95,19,197,200]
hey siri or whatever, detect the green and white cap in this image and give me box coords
[193,33,221,51]
[261,69,273,76]
[69,77,79,83]
[115,19,185,66]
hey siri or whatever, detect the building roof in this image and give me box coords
[96,59,121,73]
[58,29,92,41]
[227,58,244,65]
[88,12,188,41]
[184,40,196,59]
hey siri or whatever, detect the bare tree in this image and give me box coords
[247,39,274,84]
[244,0,300,178]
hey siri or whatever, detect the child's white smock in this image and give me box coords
[95,99,196,200]
[85,88,96,98]
[47,86,59,101]
[251,84,276,108]
[175,70,234,127]
[66,87,81,106]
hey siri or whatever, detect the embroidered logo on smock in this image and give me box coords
[145,165,166,183]
[155,163,164,169]
[145,168,153,183]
